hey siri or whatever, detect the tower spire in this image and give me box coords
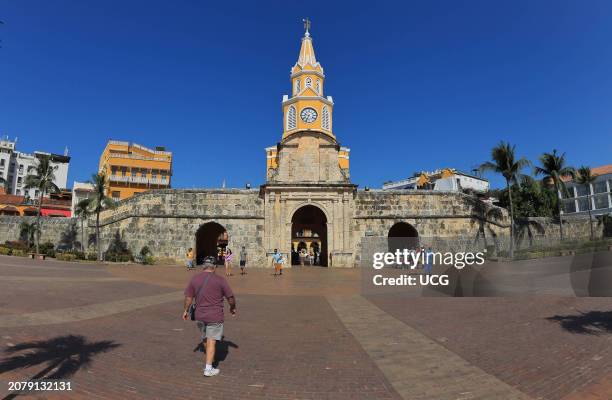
[303,18,311,37]
[296,18,318,68]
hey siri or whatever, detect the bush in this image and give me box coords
[56,253,77,262]
[0,246,12,255]
[4,240,29,251]
[142,255,155,265]
[140,246,151,257]
[106,252,133,262]
[12,249,27,257]
[39,242,55,258]
[87,252,98,261]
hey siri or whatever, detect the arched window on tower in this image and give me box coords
[294,79,300,95]
[316,80,321,95]
[322,106,330,130]
[287,105,297,130]
[305,77,312,88]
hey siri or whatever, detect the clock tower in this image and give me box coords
[266,20,349,183]
[282,19,334,140]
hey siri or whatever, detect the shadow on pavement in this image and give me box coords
[547,311,612,335]
[193,337,238,367]
[0,334,121,399]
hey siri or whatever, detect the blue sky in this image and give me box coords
[1,0,611,189]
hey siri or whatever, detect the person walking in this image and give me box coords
[183,256,236,377]
[424,246,433,275]
[272,249,283,276]
[186,248,194,269]
[224,248,233,277]
[239,246,248,275]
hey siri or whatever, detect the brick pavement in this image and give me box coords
[1,254,612,399]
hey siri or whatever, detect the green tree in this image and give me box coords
[19,221,39,249]
[88,173,116,261]
[74,198,91,252]
[534,150,575,241]
[497,176,558,219]
[575,166,598,240]
[479,141,530,257]
[24,155,60,254]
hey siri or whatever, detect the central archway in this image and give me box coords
[195,222,228,265]
[291,205,328,267]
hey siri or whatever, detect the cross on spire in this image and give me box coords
[303,18,311,37]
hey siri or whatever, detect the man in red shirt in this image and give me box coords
[183,256,237,377]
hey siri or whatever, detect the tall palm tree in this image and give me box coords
[479,141,530,258]
[534,150,575,241]
[74,198,91,252]
[88,173,116,261]
[575,166,598,240]
[24,155,60,254]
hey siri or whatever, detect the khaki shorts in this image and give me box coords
[197,321,224,341]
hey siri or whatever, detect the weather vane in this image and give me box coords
[302,18,311,37]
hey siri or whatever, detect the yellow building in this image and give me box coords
[266,20,349,179]
[99,140,173,200]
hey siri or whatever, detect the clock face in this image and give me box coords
[300,107,318,123]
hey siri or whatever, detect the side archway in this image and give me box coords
[388,222,419,253]
[195,222,228,265]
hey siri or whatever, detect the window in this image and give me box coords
[563,200,576,213]
[111,191,120,199]
[577,197,590,212]
[18,164,23,173]
[0,159,4,166]
[294,79,300,94]
[322,106,330,130]
[287,105,297,130]
[15,189,20,195]
[593,180,607,194]
[17,177,22,184]
[594,194,609,209]
[35,190,39,197]
[576,185,589,197]
[121,167,126,176]
[305,77,312,88]
[316,80,320,94]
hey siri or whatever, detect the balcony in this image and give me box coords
[130,176,148,184]
[109,175,130,183]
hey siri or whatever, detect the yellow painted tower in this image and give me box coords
[282,19,334,140]
[266,20,349,180]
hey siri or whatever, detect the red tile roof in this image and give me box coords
[562,164,612,182]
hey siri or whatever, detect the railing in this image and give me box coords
[109,175,169,186]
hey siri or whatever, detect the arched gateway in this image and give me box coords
[388,222,419,253]
[291,205,328,266]
[195,222,228,265]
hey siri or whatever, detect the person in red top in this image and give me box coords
[183,256,237,377]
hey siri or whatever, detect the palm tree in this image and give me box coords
[575,166,598,240]
[74,198,91,252]
[88,173,116,261]
[24,155,60,254]
[19,221,39,249]
[534,150,575,241]
[479,141,530,258]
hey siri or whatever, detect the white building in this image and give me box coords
[561,165,612,216]
[0,137,70,198]
[71,181,94,216]
[383,168,490,193]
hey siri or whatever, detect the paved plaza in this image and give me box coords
[1,255,612,399]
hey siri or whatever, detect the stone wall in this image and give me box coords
[0,188,602,266]
[97,189,266,265]
[0,216,89,249]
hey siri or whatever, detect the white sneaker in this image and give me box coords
[203,367,220,377]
